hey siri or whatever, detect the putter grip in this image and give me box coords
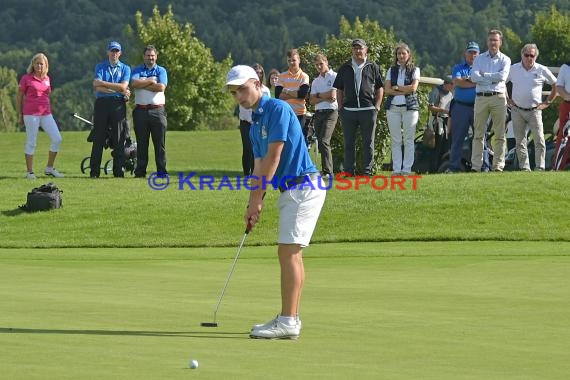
[245,192,266,234]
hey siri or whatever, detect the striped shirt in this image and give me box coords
[277,69,309,116]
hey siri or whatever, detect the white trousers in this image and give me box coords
[24,114,62,155]
[387,106,419,173]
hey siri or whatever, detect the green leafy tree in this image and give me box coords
[0,66,19,132]
[129,5,233,130]
[530,6,570,66]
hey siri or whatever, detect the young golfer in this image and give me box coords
[225,65,326,339]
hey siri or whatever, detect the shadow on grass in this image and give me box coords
[0,327,249,339]
[1,207,27,217]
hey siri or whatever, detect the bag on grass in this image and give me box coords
[20,183,63,212]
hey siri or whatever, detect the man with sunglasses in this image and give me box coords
[506,44,557,171]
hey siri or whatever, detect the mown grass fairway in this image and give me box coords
[1,244,570,379]
[1,131,570,379]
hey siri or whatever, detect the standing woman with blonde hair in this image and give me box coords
[384,43,420,175]
[17,53,64,179]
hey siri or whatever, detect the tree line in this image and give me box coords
[0,1,569,132]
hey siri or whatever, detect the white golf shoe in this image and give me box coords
[251,314,302,332]
[249,316,301,340]
[45,167,64,178]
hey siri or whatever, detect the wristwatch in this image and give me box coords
[393,85,399,91]
[316,92,320,98]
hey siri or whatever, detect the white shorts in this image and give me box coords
[277,179,326,247]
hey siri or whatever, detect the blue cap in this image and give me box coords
[466,41,479,52]
[107,41,122,52]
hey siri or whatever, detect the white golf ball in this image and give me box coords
[189,359,199,369]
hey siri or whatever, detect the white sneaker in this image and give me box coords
[26,172,37,180]
[251,315,302,331]
[249,316,300,340]
[45,167,64,178]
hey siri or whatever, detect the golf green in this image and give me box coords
[1,242,569,379]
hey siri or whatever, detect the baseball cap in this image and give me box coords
[107,41,122,52]
[225,65,260,87]
[352,38,367,47]
[466,41,480,52]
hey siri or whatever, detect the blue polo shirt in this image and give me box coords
[250,96,317,181]
[94,60,131,99]
[131,64,168,84]
[451,61,476,104]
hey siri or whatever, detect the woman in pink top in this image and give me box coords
[17,53,64,179]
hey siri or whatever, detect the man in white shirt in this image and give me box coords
[309,54,338,178]
[470,29,511,172]
[507,43,557,171]
[131,45,168,177]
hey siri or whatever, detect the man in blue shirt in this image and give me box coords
[448,41,480,172]
[131,45,168,177]
[225,65,326,340]
[90,41,131,178]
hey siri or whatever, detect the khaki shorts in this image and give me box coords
[277,180,326,247]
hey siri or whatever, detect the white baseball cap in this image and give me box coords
[225,65,259,87]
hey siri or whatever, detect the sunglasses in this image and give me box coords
[524,54,535,58]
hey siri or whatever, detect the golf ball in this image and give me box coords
[189,359,199,369]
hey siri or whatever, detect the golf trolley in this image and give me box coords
[553,113,570,171]
[72,113,137,175]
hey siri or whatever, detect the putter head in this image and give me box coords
[200,322,218,327]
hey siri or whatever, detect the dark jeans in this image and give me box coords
[133,106,168,176]
[239,120,254,175]
[314,109,338,175]
[90,97,127,177]
[449,103,473,171]
[340,109,378,175]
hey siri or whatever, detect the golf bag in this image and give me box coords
[20,183,62,212]
[553,114,570,171]
[413,115,449,174]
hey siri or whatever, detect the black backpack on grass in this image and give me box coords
[20,183,63,212]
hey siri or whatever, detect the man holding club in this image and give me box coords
[225,65,326,339]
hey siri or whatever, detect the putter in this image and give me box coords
[200,224,251,328]
[201,193,265,328]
